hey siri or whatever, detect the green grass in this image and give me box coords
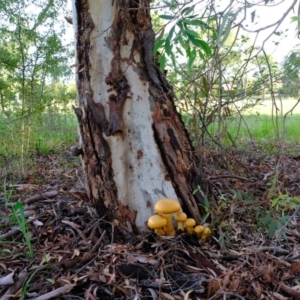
[0,112,78,178]
[0,112,77,157]
[224,114,300,145]
[12,202,34,257]
[184,112,300,152]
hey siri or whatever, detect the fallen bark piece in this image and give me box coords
[272,292,289,300]
[280,282,300,299]
[0,270,27,300]
[61,253,97,269]
[9,184,39,191]
[0,215,37,239]
[0,229,20,240]
[31,284,75,300]
[61,220,87,241]
[23,191,58,204]
[0,272,14,286]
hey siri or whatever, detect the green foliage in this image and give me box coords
[0,0,73,174]
[193,185,211,223]
[272,193,300,212]
[21,267,46,299]
[0,111,78,177]
[214,189,296,240]
[154,4,213,71]
[12,202,34,257]
[280,50,300,97]
[258,213,290,237]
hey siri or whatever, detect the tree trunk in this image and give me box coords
[72,0,206,237]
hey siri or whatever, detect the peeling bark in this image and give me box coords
[72,0,206,237]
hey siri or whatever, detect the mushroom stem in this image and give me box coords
[155,228,165,236]
[175,212,187,231]
[162,214,175,236]
[177,222,184,231]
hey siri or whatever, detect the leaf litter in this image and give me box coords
[0,147,300,299]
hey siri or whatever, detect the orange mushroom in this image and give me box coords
[147,214,167,236]
[154,198,181,236]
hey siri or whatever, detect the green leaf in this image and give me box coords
[182,19,212,30]
[165,37,172,55]
[184,27,200,38]
[169,51,176,67]
[291,16,300,22]
[188,48,196,69]
[176,20,184,31]
[268,219,277,237]
[168,25,176,41]
[153,39,165,55]
[182,5,195,16]
[198,51,204,60]
[158,54,166,71]
[177,34,186,49]
[271,197,280,207]
[159,14,174,20]
[165,26,175,55]
[185,33,212,56]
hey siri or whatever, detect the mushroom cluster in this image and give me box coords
[147,198,211,241]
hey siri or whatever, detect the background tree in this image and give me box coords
[280,50,300,97]
[0,0,73,174]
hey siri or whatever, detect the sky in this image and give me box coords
[215,0,300,63]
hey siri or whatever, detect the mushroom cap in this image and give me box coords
[204,227,211,235]
[194,225,204,234]
[186,218,196,227]
[154,198,181,214]
[147,214,167,229]
[175,211,187,222]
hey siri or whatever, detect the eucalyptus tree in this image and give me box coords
[71,0,207,236]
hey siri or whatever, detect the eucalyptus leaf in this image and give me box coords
[159,14,174,20]
[181,5,195,16]
[182,18,212,30]
[158,53,166,71]
[165,37,172,55]
[185,33,212,56]
[188,48,196,69]
[153,39,165,55]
